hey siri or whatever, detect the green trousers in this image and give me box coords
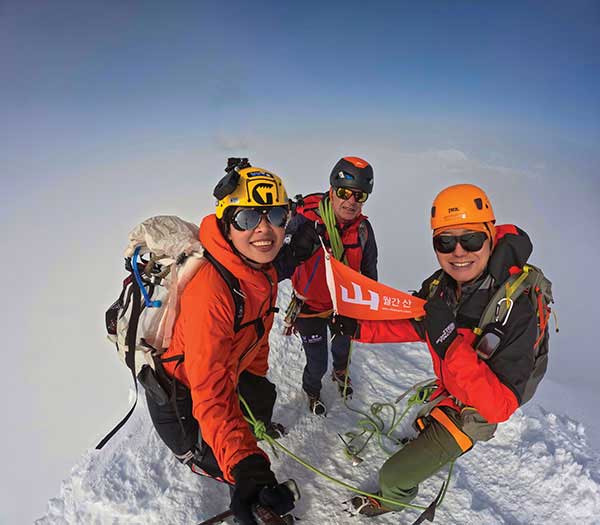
[379,408,465,510]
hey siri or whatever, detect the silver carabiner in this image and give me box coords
[494,297,514,326]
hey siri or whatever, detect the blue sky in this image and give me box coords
[1,1,599,523]
[2,0,599,184]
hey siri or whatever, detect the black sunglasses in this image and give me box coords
[231,206,289,231]
[335,187,369,203]
[433,231,489,254]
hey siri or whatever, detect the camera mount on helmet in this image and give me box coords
[213,158,251,201]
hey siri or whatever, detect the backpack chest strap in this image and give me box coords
[237,306,278,339]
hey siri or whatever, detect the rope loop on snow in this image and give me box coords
[238,392,431,512]
[236,281,453,513]
[338,343,439,458]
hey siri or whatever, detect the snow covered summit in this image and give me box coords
[38,284,600,525]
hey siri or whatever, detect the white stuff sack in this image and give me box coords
[110,216,204,373]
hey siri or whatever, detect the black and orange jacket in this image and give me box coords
[161,214,278,483]
[282,191,378,312]
[356,225,538,424]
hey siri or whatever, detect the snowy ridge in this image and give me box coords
[38,283,600,524]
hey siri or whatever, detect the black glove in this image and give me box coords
[257,482,295,516]
[230,454,294,524]
[423,295,458,359]
[330,315,359,338]
[290,221,322,263]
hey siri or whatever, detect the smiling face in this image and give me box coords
[434,227,492,284]
[330,187,364,223]
[227,208,286,265]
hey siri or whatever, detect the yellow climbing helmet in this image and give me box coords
[214,158,289,219]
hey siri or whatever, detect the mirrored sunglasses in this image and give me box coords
[432,231,488,254]
[335,187,368,203]
[231,206,289,231]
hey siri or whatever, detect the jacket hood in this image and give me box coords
[199,214,277,285]
[488,224,533,283]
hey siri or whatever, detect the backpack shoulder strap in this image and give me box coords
[204,251,274,340]
[297,192,324,209]
[203,250,245,333]
[96,278,142,450]
[476,264,550,336]
[358,220,368,251]
[425,270,445,300]
[294,193,325,221]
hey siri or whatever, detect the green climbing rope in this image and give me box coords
[339,344,438,459]
[318,196,346,263]
[238,394,428,512]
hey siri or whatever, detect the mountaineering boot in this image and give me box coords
[307,394,327,416]
[350,494,392,517]
[331,369,353,399]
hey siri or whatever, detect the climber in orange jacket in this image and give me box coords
[150,158,295,525]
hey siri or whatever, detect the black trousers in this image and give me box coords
[145,370,277,480]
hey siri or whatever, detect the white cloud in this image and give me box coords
[429,148,469,162]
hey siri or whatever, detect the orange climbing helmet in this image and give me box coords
[430,184,495,231]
